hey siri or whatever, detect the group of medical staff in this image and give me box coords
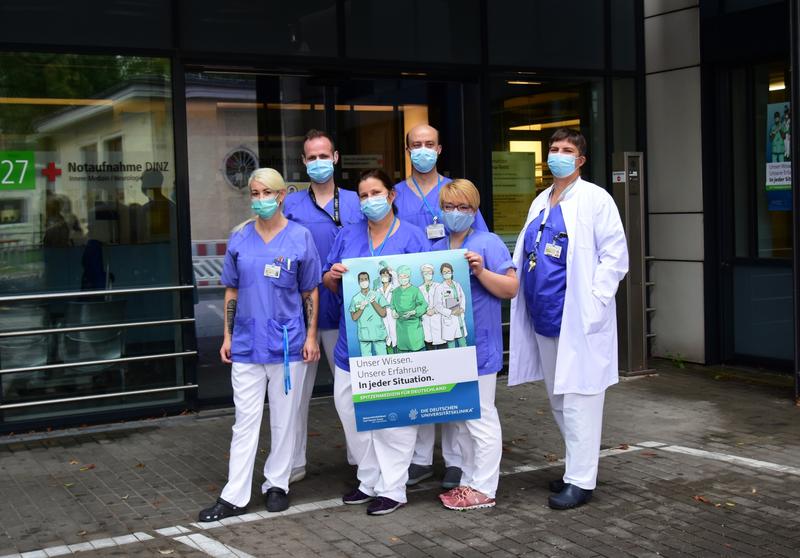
[198,124,629,521]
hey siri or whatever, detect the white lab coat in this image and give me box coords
[434,280,467,342]
[508,177,629,395]
[420,281,443,344]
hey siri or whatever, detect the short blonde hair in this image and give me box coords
[440,178,480,209]
[248,167,287,191]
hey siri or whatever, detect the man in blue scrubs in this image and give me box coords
[393,124,489,244]
[284,129,363,481]
[393,123,488,487]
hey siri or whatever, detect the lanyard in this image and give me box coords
[282,325,291,395]
[448,229,474,251]
[411,175,442,223]
[307,185,341,226]
[369,214,398,257]
[529,180,576,271]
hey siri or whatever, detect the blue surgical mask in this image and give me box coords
[360,195,392,221]
[441,209,475,233]
[251,196,280,219]
[547,153,578,178]
[410,147,438,173]
[306,159,334,183]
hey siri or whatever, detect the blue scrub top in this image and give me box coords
[432,230,515,375]
[393,178,489,244]
[325,219,429,371]
[523,204,569,337]
[284,187,363,330]
[221,220,321,364]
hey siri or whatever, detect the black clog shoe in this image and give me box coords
[198,498,246,522]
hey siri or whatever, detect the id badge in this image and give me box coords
[264,264,281,278]
[544,242,562,259]
[426,223,445,239]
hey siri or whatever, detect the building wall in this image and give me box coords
[645,0,705,363]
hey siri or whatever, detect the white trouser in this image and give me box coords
[334,366,379,496]
[412,423,462,468]
[454,373,502,498]
[292,328,338,470]
[220,361,306,507]
[535,334,606,490]
[333,366,417,503]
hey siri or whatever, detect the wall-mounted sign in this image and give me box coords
[491,151,536,235]
[0,151,35,190]
[341,154,384,169]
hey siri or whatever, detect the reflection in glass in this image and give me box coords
[754,62,792,259]
[0,52,185,424]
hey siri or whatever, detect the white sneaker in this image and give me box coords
[289,467,306,484]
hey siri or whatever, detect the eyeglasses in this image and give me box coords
[442,204,475,213]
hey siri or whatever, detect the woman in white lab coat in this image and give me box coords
[508,128,628,510]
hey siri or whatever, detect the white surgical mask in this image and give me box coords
[359,280,370,290]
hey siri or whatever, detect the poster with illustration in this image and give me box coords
[766,101,792,211]
[341,249,480,431]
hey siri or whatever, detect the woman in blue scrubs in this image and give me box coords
[199,168,321,521]
[431,178,518,510]
[323,168,429,516]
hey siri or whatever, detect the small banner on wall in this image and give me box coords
[766,102,792,211]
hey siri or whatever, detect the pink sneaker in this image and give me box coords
[441,487,496,510]
[438,486,467,503]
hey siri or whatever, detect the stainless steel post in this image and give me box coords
[612,152,653,375]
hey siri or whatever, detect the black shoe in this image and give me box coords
[198,498,246,522]
[366,496,403,515]
[264,487,289,512]
[548,484,593,510]
[342,488,375,505]
[441,466,463,490]
[406,463,434,486]
[549,479,567,493]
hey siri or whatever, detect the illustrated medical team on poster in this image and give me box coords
[199,124,629,519]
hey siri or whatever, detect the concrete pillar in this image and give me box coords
[644,0,705,363]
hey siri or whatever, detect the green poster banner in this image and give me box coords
[0,151,36,190]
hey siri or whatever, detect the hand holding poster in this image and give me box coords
[342,249,481,431]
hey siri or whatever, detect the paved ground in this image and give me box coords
[1,361,800,557]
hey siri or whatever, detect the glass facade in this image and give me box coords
[0,1,642,431]
[0,52,194,426]
[718,61,794,363]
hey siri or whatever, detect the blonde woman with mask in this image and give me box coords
[199,168,321,521]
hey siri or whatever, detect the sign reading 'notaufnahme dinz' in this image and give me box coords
[342,249,481,432]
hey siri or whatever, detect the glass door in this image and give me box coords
[719,61,793,367]
[185,70,471,404]
[488,76,607,244]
